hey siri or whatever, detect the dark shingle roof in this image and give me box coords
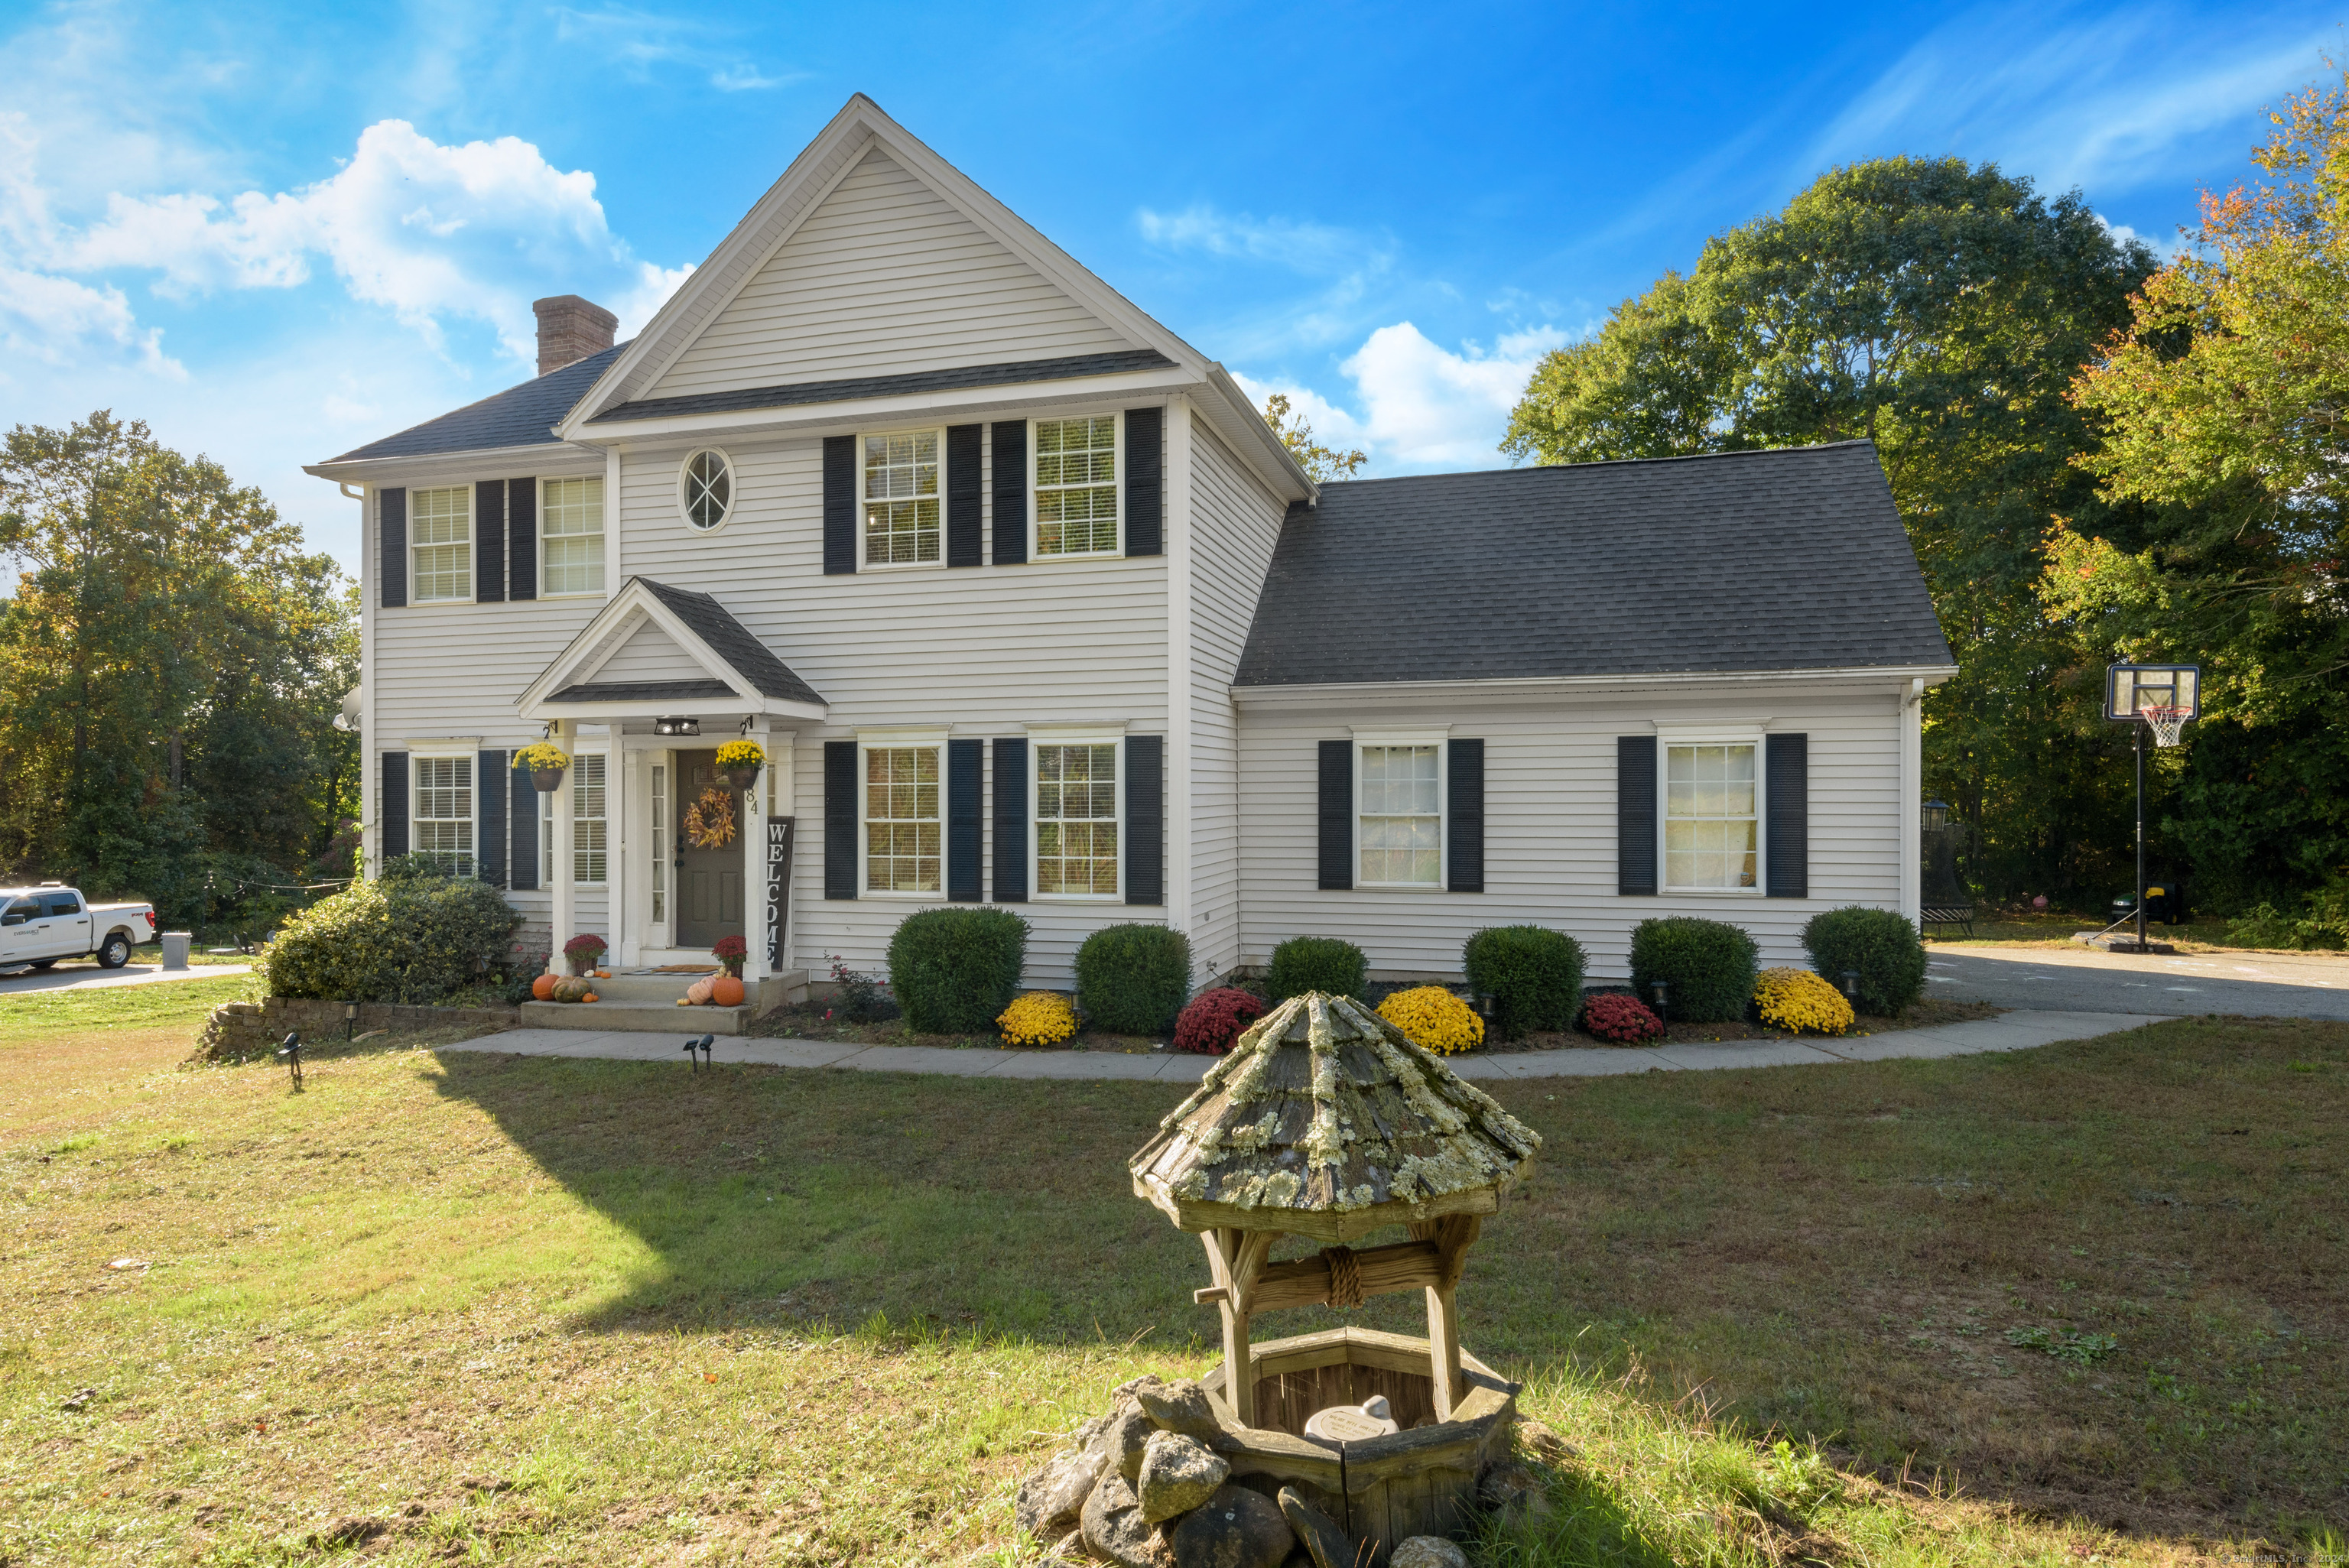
[327,342,632,463]
[1233,442,1952,687]
[549,679,736,703]
[637,579,826,706]
[585,348,1175,424]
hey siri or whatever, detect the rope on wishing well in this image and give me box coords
[1321,1245,1363,1309]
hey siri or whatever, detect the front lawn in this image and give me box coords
[2,984,2342,1563]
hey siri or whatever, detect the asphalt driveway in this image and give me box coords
[0,959,252,995]
[1927,943,2349,1020]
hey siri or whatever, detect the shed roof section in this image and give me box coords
[1233,441,1954,687]
[327,342,632,463]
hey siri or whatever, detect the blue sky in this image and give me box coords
[1,0,2337,576]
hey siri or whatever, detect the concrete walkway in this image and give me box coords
[1928,943,2349,1020]
[0,960,252,996]
[443,1008,2165,1083]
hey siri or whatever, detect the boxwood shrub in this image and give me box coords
[1802,905,1928,1016]
[1265,936,1368,1002]
[264,868,518,1005]
[887,907,1029,1034]
[1462,925,1586,1040]
[1628,916,1758,1024]
[1076,924,1193,1035]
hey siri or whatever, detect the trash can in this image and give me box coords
[161,932,192,970]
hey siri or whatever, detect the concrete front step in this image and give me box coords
[554,970,807,1008]
[519,999,752,1034]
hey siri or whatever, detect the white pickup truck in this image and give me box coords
[0,885,158,972]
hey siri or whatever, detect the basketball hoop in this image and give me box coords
[2143,705,2188,748]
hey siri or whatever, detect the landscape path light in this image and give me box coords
[275,1032,303,1089]
[681,1033,714,1071]
[1841,970,1861,1008]
[1649,979,1668,1031]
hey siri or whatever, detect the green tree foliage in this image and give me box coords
[0,411,359,929]
[1262,393,1368,482]
[1503,157,2172,903]
[2061,71,2349,907]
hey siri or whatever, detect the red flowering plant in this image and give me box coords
[562,933,607,976]
[711,934,748,977]
[1581,992,1664,1044]
[1173,987,1268,1055]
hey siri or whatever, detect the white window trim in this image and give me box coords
[538,473,608,599]
[1028,410,1126,563]
[676,446,736,535]
[1352,734,1447,891]
[409,484,475,605]
[572,752,610,886]
[1656,732,1768,897]
[856,729,949,901]
[408,748,479,878]
[857,424,949,572]
[1029,729,1125,902]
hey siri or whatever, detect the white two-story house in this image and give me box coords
[307,95,1955,1002]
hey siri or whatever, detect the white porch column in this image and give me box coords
[1163,395,1195,947]
[743,717,770,985]
[551,718,574,966]
[1899,679,1923,926]
[609,722,631,967]
[358,484,379,878]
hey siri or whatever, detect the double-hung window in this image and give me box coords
[573,754,608,884]
[413,757,475,876]
[1359,744,1441,886]
[542,476,606,596]
[1036,742,1118,896]
[410,486,472,603]
[1665,743,1758,891]
[863,430,941,566]
[864,744,941,893]
[1034,415,1119,557]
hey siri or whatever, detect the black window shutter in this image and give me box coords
[381,751,410,859]
[507,478,538,601]
[1766,732,1810,898]
[824,739,858,898]
[822,436,856,575]
[1447,739,1484,892]
[379,489,407,609]
[1126,734,1164,905]
[946,424,983,568]
[947,737,983,901]
[1125,406,1163,557]
[473,480,506,602]
[1317,740,1352,891]
[991,421,1027,566]
[1617,736,1657,896]
[992,737,1028,901]
[477,750,508,885]
[508,765,540,891]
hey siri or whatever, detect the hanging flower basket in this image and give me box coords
[515,742,572,793]
[715,739,766,793]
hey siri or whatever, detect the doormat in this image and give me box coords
[647,964,720,974]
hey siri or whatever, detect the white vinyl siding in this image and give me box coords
[864,745,941,894]
[1665,743,1758,891]
[1034,415,1119,557]
[647,145,1128,400]
[862,430,942,566]
[413,756,474,876]
[411,487,471,604]
[1035,742,1119,897]
[1360,745,1441,886]
[542,477,606,596]
[573,753,608,885]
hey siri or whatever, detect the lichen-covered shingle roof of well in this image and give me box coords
[1233,441,1954,687]
[325,342,632,463]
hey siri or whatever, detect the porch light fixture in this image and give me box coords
[654,716,700,738]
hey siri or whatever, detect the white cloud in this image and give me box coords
[551,5,797,93]
[615,260,696,336]
[0,263,180,377]
[1340,323,1564,467]
[1136,203,1375,277]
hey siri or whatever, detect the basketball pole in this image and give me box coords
[2135,721,2147,950]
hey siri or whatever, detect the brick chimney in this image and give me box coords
[532,295,618,376]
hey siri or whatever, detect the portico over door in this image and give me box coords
[674,749,745,950]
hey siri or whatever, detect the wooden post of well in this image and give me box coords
[1419,1214,1480,1420]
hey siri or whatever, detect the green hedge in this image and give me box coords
[1802,905,1928,1015]
[1463,925,1586,1040]
[887,907,1029,1034]
[1075,924,1192,1035]
[263,868,518,1005]
[1628,916,1758,1024]
[1265,936,1368,1003]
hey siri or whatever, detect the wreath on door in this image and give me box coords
[684,787,737,850]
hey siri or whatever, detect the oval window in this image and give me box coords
[680,449,733,531]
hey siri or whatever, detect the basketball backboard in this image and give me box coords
[2104,664,2200,722]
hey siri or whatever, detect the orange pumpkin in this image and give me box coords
[594,968,611,979]
[685,976,714,1005]
[712,975,745,1007]
[531,972,557,1002]
[582,992,598,1003]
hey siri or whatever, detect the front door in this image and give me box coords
[674,750,745,952]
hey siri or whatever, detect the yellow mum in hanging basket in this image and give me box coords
[713,739,767,770]
[1376,985,1485,1055]
[1755,967,1855,1035]
[998,990,1077,1048]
